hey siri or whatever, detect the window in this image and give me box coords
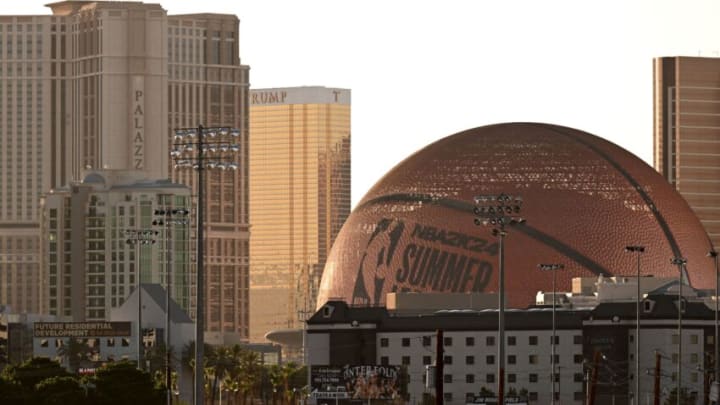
[423,336,432,346]
[107,338,115,347]
[443,393,453,402]
[466,356,475,365]
[508,355,516,365]
[574,373,584,382]
[486,336,495,346]
[574,335,582,345]
[574,354,584,364]
[691,334,699,344]
[444,356,453,365]
[529,355,538,364]
[508,336,516,346]
[672,353,679,364]
[529,335,538,345]
[402,356,410,365]
[423,356,432,365]
[508,373,516,383]
[444,374,453,383]
[486,355,495,365]
[402,338,410,347]
[380,338,389,347]
[551,335,559,345]
[444,337,453,346]
[466,374,474,384]
[529,373,538,383]
[550,354,559,363]
[380,356,389,365]
[466,336,475,346]
[691,353,699,363]
[486,374,495,383]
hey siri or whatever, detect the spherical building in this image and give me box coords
[317,123,715,309]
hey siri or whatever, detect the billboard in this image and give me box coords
[33,322,132,338]
[311,365,403,400]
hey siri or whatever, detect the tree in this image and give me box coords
[0,377,23,405]
[35,375,86,405]
[1,357,68,393]
[270,362,301,405]
[479,386,495,397]
[181,340,215,401]
[90,360,164,405]
[56,338,92,373]
[206,345,237,404]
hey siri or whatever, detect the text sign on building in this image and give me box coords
[33,322,132,338]
[132,76,145,169]
[310,365,402,400]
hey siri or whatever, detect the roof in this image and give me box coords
[139,283,193,324]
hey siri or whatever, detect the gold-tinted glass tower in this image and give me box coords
[654,56,720,250]
[249,87,350,342]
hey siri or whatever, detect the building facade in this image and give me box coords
[308,289,716,405]
[167,12,250,344]
[249,87,351,342]
[1,2,251,342]
[654,56,720,250]
[39,170,192,321]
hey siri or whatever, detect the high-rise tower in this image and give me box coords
[1,2,250,343]
[654,56,720,250]
[249,87,350,343]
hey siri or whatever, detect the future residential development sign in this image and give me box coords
[33,322,132,338]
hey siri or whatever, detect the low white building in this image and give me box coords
[307,278,718,405]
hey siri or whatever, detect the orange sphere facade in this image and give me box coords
[317,123,715,309]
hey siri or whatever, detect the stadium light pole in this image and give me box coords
[124,229,158,370]
[473,194,525,405]
[709,250,720,391]
[153,204,189,405]
[625,245,645,405]
[538,263,564,405]
[172,125,240,405]
[671,256,687,405]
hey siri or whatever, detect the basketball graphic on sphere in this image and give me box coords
[317,123,715,309]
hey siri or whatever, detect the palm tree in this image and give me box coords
[207,345,237,404]
[56,338,92,373]
[235,346,261,405]
[181,340,215,400]
[270,362,300,405]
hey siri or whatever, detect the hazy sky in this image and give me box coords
[6,1,720,207]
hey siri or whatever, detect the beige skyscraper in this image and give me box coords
[654,56,720,250]
[1,1,250,342]
[249,87,351,343]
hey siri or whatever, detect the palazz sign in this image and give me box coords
[351,218,498,305]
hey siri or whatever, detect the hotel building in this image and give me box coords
[40,170,192,321]
[654,56,720,250]
[1,1,250,342]
[249,87,350,342]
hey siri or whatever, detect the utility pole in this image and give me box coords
[654,351,661,405]
[588,351,600,405]
[435,330,443,405]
